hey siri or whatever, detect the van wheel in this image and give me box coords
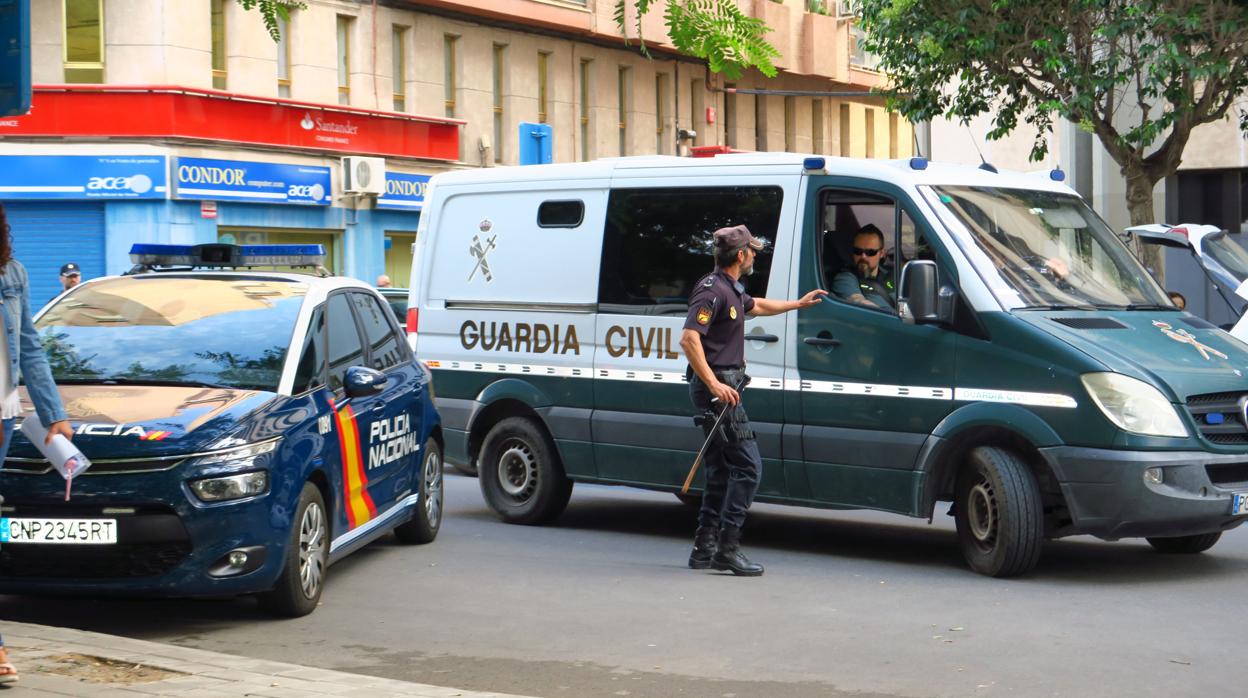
[1146,532,1222,554]
[479,417,572,525]
[395,438,443,544]
[259,483,327,617]
[954,447,1044,578]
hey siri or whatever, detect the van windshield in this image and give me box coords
[36,276,307,392]
[925,185,1170,310]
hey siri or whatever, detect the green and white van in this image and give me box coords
[407,153,1248,576]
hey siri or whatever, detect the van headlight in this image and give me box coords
[189,471,269,502]
[1081,373,1187,438]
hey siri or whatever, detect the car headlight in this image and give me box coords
[1081,372,1187,438]
[189,471,269,502]
[189,439,280,466]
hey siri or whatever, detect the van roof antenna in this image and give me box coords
[965,123,997,173]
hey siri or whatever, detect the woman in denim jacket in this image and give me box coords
[0,203,74,684]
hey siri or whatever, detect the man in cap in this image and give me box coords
[52,263,82,304]
[679,224,826,576]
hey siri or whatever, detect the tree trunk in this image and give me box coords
[1125,171,1165,284]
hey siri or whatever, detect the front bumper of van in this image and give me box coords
[1040,446,1248,540]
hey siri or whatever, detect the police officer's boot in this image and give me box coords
[711,525,764,576]
[687,525,718,569]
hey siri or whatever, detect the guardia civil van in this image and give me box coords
[0,244,442,615]
[408,153,1248,577]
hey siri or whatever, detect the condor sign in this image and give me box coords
[174,157,331,206]
[0,155,167,200]
[376,172,431,210]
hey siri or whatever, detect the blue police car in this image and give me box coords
[0,244,443,616]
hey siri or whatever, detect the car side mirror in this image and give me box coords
[900,260,955,326]
[344,366,387,398]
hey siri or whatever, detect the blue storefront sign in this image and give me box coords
[175,157,331,206]
[0,155,168,200]
[376,172,430,210]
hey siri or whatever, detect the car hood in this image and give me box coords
[11,384,279,460]
[1018,312,1248,401]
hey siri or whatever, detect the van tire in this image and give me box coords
[394,438,443,544]
[1146,532,1222,554]
[479,417,572,525]
[954,447,1044,577]
[259,483,327,617]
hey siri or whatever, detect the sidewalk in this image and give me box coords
[1,621,539,698]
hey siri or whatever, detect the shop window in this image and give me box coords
[655,74,669,154]
[578,59,591,162]
[494,45,507,163]
[865,108,876,158]
[598,186,784,315]
[292,306,326,394]
[538,51,551,124]
[812,99,825,154]
[839,103,851,156]
[755,94,767,151]
[784,96,796,152]
[724,84,737,149]
[326,293,364,392]
[211,0,227,89]
[618,66,630,156]
[538,201,584,228]
[444,35,458,118]
[63,0,104,83]
[350,292,405,371]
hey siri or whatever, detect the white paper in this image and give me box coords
[19,413,91,481]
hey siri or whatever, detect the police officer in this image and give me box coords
[832,224,894,310]
[680,225,826,576]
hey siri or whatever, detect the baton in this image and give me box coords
[681,375,746,495]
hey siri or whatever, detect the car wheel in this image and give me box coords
[479,416,573,525]
[1146,532,1222,554]
[395,438,443,544]
[260,483,328,617]
[954,446,1044,577]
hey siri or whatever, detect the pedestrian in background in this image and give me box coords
[376,274,392,288]
[1168,291,1186,311]
[680,224,825,576]
[59,263,81,292]
[0,203,76,685]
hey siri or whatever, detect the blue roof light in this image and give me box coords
[909,157,928,171]
[802,157,826,172]
[129,243,326,270]
[1050,168,1066,182]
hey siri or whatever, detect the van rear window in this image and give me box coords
[538,200,585,228]
[598,186,783,315]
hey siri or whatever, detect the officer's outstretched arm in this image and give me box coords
[748,289,828,316]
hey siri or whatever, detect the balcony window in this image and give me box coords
[393,26,408,112]
[211,0,227,89]
[444,36,458,118]
[337,16,353,105]
[63,0,103,83]
[276,16,291,97]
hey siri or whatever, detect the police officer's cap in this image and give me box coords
[60,262,81,277]
[712,225,765,252]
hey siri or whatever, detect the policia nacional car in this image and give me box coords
[410,153,1248,578]
[0,244,442,616]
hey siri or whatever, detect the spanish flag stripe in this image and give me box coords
[345,407,377,517]
[335,409,360,529]
[336,406,375,527]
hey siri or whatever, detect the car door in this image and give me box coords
[346,290,422,512]
[324,291,390,527]
[793,179,959,514]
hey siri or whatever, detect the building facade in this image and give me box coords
[5,0,910,301]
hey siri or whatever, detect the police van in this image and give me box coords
[0,244,442,615]
[408,153,1248,577]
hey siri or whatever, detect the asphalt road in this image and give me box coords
[3,473,1246,698]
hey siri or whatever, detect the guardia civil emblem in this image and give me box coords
[1152,321,1227,361]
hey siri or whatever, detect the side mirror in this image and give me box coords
[344,366,387,398]
[900,260,955,326]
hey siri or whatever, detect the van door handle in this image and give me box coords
[746,333,779,343]
[803,336,842,348]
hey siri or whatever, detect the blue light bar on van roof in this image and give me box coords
[129,243,326,269]
[803,157,826,172]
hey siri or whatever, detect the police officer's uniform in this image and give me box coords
[684,255,766,576]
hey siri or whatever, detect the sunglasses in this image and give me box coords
[851,247,881,257]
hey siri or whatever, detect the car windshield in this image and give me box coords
[37,276,307,392]
[1202,231,1248,286]
[924,185,1170,309]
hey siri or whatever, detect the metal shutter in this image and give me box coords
[4,202,106,309]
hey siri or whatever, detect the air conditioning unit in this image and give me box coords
[836,0,860,18]
[342,156,386,196]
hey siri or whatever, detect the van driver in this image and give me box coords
[833,224,895,310]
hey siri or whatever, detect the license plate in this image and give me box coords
[1235,493,1248,516]
[0,518,117,544]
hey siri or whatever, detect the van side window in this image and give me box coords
[820,190,899,314]
[326,293,365,392]
[598,186,784,315]
[292,306,326,394]
[538,200,585,228]
[350,291,405,371]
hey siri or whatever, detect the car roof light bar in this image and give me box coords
[128,243,328,273]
